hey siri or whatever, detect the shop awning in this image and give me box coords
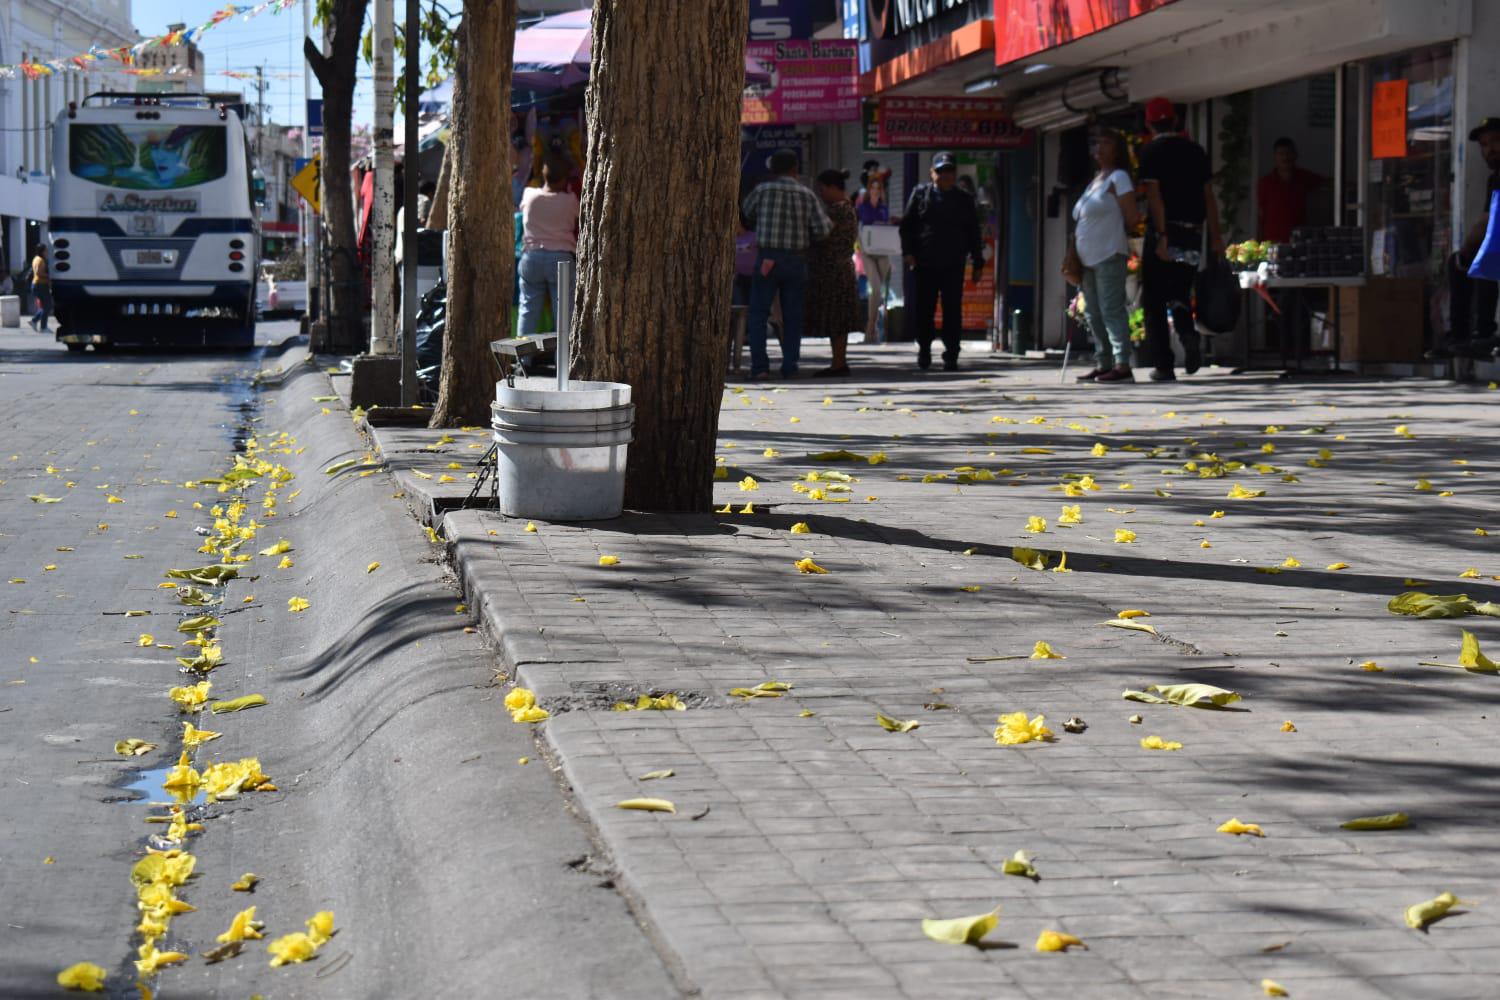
[860,19,995,97]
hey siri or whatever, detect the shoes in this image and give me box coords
[1183,339,1202,375]
[917,347,932,370]
[1148,368,1176,382]
[1076,368,1105,382]
[943,357,959,372]
[814,365,851,377]
[1096,367,1135,383]
[748,371,773,382]
[1458,336,1500,359]
[779,368,799,379]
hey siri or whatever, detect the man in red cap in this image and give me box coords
[1137,98,1223,381]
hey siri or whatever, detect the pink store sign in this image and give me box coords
[743,39,860,126]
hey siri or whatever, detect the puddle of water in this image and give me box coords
[117,766,202,806]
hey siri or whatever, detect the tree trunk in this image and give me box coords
[304,0,369,353]
[430,1,516,428]
[574,2,747,511]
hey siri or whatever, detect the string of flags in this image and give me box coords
[0,0,300,81]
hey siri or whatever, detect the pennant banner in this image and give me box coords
[0,0,299,80]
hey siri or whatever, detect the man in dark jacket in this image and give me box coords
[899,151,984,371]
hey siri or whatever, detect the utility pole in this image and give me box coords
[369,0,396,356]
[301,0,317,325]
[254,64,267,166]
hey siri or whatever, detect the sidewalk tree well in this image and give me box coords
[431,0,517,427]
[306,0,371,353]
[573,1,748,510]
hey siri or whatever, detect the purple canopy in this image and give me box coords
[514,10,771,93]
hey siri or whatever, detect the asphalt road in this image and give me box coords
[0,321,676,998]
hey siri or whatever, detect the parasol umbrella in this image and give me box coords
[514,10,772,93]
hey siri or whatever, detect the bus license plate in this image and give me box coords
[127,249,175,267]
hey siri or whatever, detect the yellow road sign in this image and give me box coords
[291,154,321,214]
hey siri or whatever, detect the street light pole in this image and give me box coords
[400,0,419,404]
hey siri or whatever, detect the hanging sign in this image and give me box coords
[875,97,1027,149]
[1371,79,1409,160]
[742,40,859,126]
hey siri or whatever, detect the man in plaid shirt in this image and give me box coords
[741,149,833,379]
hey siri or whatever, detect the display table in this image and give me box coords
[1235,274,1367,375]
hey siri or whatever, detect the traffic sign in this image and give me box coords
[291,154,321,214]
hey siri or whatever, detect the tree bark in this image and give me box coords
[430,1,516,428]
[574,1,747,511]
[304,0,369,353]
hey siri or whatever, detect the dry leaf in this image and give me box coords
[1102,618,1157,634]
[1341,812,1409,830]
[639,770,674,781]
[921,907,1000,946]
[876,712,920,733]
[1123,683,1241,708]
[616,798,675,814]
[1457,630,1500,673]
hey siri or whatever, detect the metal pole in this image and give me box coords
[369,0,396,355]
[400,0,419,405]
[301,0,316,321]
[556,257,573,392]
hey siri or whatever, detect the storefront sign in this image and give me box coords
[994,0,1182,65]
[743,40,860,125]
[868,0,982,38]
[875,97,1027,149]
[1371,79,1409,159]
[741,125,812,184]
[749,0,815,41]
[842,0,864,39]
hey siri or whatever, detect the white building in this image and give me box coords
[135,23,206,96]
[0,0,136,278]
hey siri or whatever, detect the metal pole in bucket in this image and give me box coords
[556,257,574,392]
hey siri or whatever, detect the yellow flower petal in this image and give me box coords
[1025,516,1047,533]
[616,798,675,813]
[1114,528,1136,543]
[366,561,381,573]
[1262,980,1290,997]
[1036,929,1086,952]
[1217,817,1264,837]
[794,557,829,574]
[1405,891,1463,930]
[231,873,260,892]
[1327,562,1349,570]
[598,555,620,567]
[1030,640,1064,660]
[1280,720,1297,732]
[56,962,107,992]
[181,722,221,747]
[137,633,156,647]
[1359,661,1386,672]
[1140,735,1183,750]
[287,596,310,613]
[217,906,265,943]
[994,712,1054,746]
[739,476,759,492]
[876,712,920,733]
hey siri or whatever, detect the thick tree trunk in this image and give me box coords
[430,1,516,428]
[574,1,747,511]
[304,0,368,353]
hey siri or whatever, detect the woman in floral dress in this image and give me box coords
[806,169,861,377]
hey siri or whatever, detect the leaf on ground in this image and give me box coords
[729,681,791,699]
[1387,592,1496,619]
[613,694,687,712]
[638,770,674,781]
[1036,930,1086,952]
[1458,630,1500,672]
[1262,980,1290,997]
[1001,850,1038,880]
[177,615,220,633]
[324,459,359,475]
[1341,812,1409,830]
[1102,618,1157,634]
[876,712,920,733]
[210,694,267,714]
[1405,891,1464,930]
[1226,484,1265,498]
[114,739,157,757]
[1011,546,1050,570]
[921,907,1000,946]
[1217,817,1264,837]
[231,873,260,892]
[616,798,675,814]
[1125,683,1241,708]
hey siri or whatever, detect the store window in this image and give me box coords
[1364,44,1454,339]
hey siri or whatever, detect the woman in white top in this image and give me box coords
[1072,128,1140,383]
[518,158,581,337]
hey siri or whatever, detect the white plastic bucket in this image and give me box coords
[0,296,19,328]
[492,377,634,521]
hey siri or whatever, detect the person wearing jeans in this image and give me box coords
[517,159,579,338]
[1072,129,1139,382]
[740,148,832,379]
[28,246,50,332]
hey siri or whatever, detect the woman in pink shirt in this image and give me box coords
[518,159,580,337]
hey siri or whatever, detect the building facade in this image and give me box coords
[134,23,205,95]
[0,0,136,279]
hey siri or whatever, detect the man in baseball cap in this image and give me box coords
[899,151,984,371]
[1437,117,1500,357]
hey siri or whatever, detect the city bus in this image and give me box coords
[48,93,259,351]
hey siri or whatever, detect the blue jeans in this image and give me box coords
[746,249,807,376]
[31,283,51,329]
[1080,253,1131,369]
[518,249,573,337]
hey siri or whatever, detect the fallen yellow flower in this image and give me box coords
[210,694,268,714]
[616,798,675,814]
[739,476,759,492]
[794,557,829,574]
[134,942,187,975]
[137,634,155,647]
[56,962,107,992]
[1058,504,1082,525]
[231,873,260,892]
[1327,562,1349,571]
[168,680,211,712]
[1030,640,1064,660]
[613,694,687,712]
[1140,735,1183,751]
[1001,849,1038,880]
[1262,980,1289,997]
[1117,609,1150,619]
[1114,528,1136,543]
[1217,817,1264,837]
[258,539,291,556]
[789,522,811,534]
[287,597,310,613]
[994,712,1054,746]
[1025,516,1047,533]
[1405,891,1463,931]
[1280,720,1297,732]
[217,906,265,943]
[114,739,157,757]
[1359,661,1386,672]
[1226,484,1265,499]
[598,555,620,567]
[876,712,920,733]
[1036,930,1086,952]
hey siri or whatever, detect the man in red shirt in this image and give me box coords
[1257,137,1322,244]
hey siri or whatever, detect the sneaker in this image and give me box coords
[1096,367,1135,383]
[1148,368,1176,382]
[1183,339,1202,375]
[1075,368,1105,382]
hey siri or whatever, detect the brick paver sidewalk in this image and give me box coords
[366,343,1500,999]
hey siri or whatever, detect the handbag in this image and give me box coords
[1061,238,1083,286]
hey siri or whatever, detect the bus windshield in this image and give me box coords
[69,123,227,190]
